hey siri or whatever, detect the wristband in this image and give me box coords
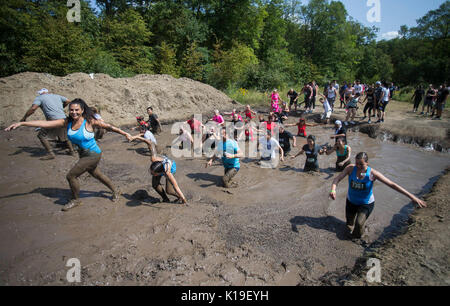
[330,190,336,193]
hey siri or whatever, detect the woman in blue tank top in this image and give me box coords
[5,99,132,211]
[329,152,426,240]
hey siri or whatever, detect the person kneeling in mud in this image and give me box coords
[129,136,187,204]
[329,152,426,240]
[206,128,243,188]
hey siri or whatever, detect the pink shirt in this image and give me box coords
[271,92,280,103]
[212,115,224,124]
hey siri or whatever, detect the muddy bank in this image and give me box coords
[306,101,450,152]
[319,167,450,286]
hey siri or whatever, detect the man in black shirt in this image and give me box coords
[147,107,161,134]
[279,126,296,157]
[287,89,299,112]
[411,85,425,113]
[330,120,347,144]
[434,83,449,120]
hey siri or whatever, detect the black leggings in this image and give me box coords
[346,199,375,238]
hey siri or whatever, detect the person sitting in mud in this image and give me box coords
[329,152,426,240]
[6,98,132,211]
[285,117,316,138]
[291,135,325,172]
[323,136,351,172]
[90,106,106,141]
[129,136,187,204]
[20,88,76,159]
[206,128,243,188]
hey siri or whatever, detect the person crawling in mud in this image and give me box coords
[5,98,131,211]
[129,136,187,204]
[329,152,426,240]
[206,128,243,188]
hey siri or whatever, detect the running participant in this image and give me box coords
[206,128,243,188]
[287,88,299,112]
[339,82,348,108]
[344,83,354,107]
[129,136,187,204]
[325,81,338,111]
[146,107,162,134]
[311,81,319,112]
[318,94,332,124]
[329,152,426,239]
[421,84,437,115]
[291,135,325,172]
[362,85,376,123]
[376,82,390,123]
[344,93,362,125]
[301,83,313,113]
[285,117,315,137]
[324,136,351,172]
[278,126,296,157]
[269,89,281,113]
[411,85,425,113]
[6,98,132,211]
[20,88,75,159]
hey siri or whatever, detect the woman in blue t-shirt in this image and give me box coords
[329,152,426,239]
[5,99,132,211]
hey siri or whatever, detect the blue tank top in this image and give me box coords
[347,166,374,205]
[67,119,101,154]
[158,156,176,177]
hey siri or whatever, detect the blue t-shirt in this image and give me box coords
[217,139,240,169]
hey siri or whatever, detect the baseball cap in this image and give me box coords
[38,88,49,95]
[335,120,342,126]
[375,81,381,85]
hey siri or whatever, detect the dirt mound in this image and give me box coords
[0,72,236,127]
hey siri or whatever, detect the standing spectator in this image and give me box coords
[301,83,313,113]
[411,85,425,113]
[20,88,75,160]
[421,84,437,115]
[433,82,449,120]
[339,81,348,108]
[311,81,319,112]
[376,82,390,123]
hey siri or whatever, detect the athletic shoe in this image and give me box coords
[375,120,381,123]
[350,121,356,124]
[62,199,82,211]
[112,188,121,202]
[40,154,56,160]
[361,116,367,120]
[420,112,424,115]
[381,119,384,123]
[368,119,372,124]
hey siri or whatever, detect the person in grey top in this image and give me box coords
[21,88,75,159]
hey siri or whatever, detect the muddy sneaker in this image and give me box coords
[368,119,372,124]
[62,199,82,211]
[69,151,77,157]
[40,154,56,160]
[111,188,121,202]
[361,116,367,120]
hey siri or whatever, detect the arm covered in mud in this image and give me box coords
[329,165,354,200]
[165,172,187,204]
[93,120,131,140]
[371,169,427,208]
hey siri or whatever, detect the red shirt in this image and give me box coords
[187,119,202,133]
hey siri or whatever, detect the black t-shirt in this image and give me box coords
[374,87,383,101]
[288,91,298,103]
[414,89,425,101]
[279,131,293,151]
[148,114,159,130]
[426,89,435,100]
[335,126,347,143]
[304,87,311,98]
[437,88,449,103]
[302,144,320,163]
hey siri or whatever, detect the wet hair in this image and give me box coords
[91,106,99,114]
[150,161,165,174]
[147,106,153,111]
[355,152,369,163]
[336,136,347,144]
[307,135,316,142]
[68,98,95,123]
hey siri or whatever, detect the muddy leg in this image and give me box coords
[37,129,55,157]
[152,175,170,202]
[223,168,238,188]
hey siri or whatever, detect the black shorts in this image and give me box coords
[379,101,388,112]
[345,198,375,222]
[289,100,297,106]
[424,98,433,106]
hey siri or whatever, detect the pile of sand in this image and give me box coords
[0,72,236,127]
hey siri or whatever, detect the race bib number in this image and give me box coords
[351,180,366,190]
[307,158,315,163]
